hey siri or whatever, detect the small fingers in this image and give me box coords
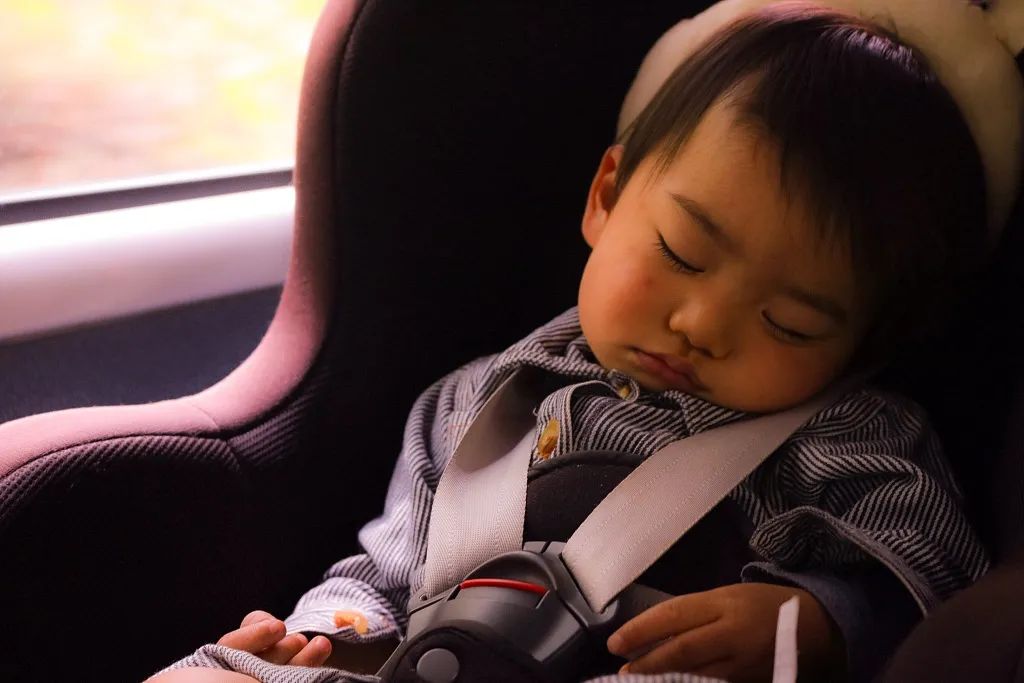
[608,593,723,658]
[259,633,310,665]
[619,621,728,675]
[240,610,278,628]
[288,635,333,667]
[217,618,287,653]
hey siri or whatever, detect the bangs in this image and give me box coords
[616,1,986,364]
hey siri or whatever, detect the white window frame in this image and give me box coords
[0,164,293,343]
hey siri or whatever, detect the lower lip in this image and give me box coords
[632,350,705,393]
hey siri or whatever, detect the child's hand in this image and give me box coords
[606,583,844,683]
[216,610,333,667]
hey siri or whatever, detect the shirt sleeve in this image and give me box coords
[741,562,921,683]
[735,387,990,612]
[282,355,496,644]
[149,645,380,682]
[151,355,495,679]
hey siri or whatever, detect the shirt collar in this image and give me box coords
[492,307,748,435]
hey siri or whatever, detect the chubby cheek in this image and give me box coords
[578,247,660,355]
[728,341,847,412]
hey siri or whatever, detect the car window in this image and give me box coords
[0,0,321,195]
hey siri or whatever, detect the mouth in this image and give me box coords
[631,349,708,393]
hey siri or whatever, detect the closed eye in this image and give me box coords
[655,234,703,274]
[762,311,816,343]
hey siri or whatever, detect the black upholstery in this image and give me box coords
[0,2,707,681]
[873,188,1024,562]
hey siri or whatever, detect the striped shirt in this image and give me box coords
[161,307,988,683]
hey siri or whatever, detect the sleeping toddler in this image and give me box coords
[148,2,1010,681]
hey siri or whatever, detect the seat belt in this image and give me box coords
[423,368,544,598]
[562,377,849,611]
[422,367,859,608]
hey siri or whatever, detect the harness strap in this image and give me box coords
[423,367,859,609]
[562,382,847,611]
[422,369,541,598]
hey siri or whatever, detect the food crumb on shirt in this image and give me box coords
[334,610,369,634]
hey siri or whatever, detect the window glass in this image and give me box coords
[0,0,322,195]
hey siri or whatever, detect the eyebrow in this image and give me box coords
[669,192,740,254]
[781,285,848,325]
[668,191,848,326]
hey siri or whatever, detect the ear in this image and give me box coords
[582,144,624,248]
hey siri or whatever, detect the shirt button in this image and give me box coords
[609,371,638,400]
[537,418,559,460]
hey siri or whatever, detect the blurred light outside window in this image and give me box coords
[0,0,322,196]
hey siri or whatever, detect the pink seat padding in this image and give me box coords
[0,0,360,478]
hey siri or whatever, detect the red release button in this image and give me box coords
[458,578,548,596]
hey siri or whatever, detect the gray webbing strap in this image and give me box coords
[422,366,856,609]
[561,382,849,611]
[422,369,539,598]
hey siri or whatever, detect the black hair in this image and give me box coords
[616,1,988,370]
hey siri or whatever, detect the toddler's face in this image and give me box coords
[578,98,873,412]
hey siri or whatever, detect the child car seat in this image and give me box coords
[0,1,1021,681]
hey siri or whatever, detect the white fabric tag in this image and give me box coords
[772,596,800,683]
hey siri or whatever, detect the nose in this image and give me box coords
[668,297,728,359]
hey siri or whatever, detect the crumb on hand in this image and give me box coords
[333,610,369,635]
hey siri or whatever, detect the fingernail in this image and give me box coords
[607,633,624,654]
[619,663,631,674]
